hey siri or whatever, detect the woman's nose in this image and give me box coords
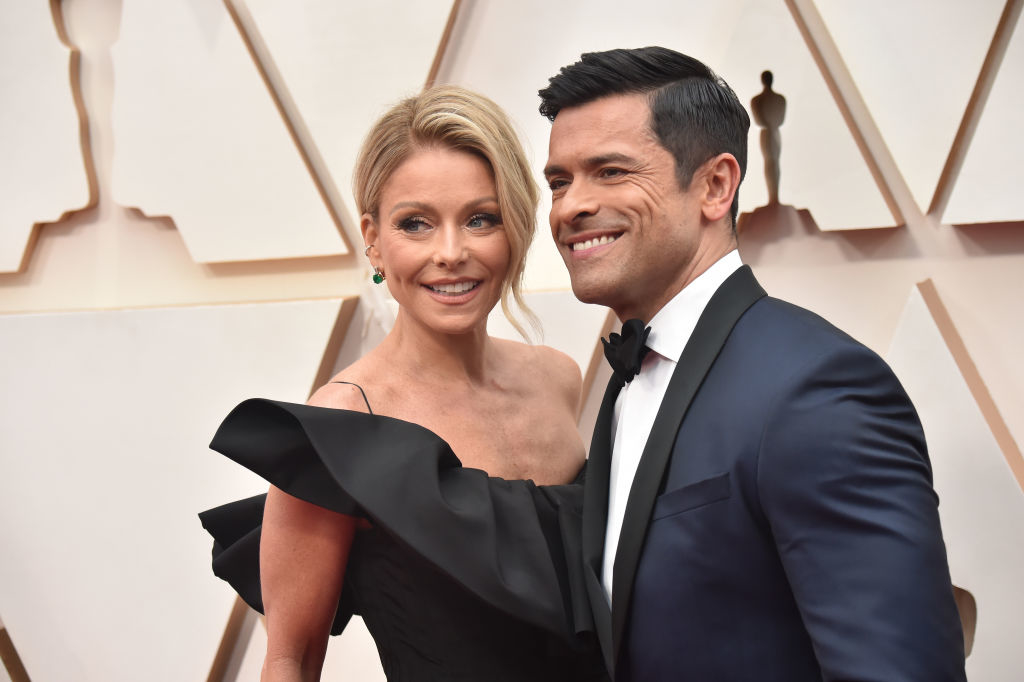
[433,225,468,267]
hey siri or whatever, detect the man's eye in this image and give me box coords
[600,168,625,178]
[467,213,502,229]
[548,178,569,191]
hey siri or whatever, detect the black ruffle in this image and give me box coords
[199,399,592,639]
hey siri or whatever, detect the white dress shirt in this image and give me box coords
[601,250,743,603]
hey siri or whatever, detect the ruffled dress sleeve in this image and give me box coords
[198,398,592,640]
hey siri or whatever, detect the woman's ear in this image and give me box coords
[700,153,742,223]
[361,214,379,257]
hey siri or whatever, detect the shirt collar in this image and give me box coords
[645,250,743,363]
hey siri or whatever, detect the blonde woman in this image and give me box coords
[201,87,607,682]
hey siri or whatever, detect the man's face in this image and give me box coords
[545,94,710,322]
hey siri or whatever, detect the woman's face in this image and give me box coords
[364,146,511,336]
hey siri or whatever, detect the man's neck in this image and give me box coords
[614,242,738,323]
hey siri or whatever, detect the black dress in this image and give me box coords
[199,397,608,681]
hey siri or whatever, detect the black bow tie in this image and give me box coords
[602,318,651,385]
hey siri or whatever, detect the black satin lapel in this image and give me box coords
[583,376,621,671]
[610,266,766,664]
[585,570,615,674]
[583,376,621,566]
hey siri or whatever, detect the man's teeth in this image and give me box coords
[429,281,479,294]
[572,235,618,251]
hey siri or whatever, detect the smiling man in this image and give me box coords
[540,47,966,681]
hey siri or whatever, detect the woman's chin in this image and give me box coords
[429,314,492,337]
[396,291,502,337]
[394,307,492,338]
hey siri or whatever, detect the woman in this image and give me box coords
[200,86,607,681]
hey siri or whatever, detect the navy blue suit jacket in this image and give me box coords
[583,266,965,681]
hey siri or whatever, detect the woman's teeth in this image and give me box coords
[429,281,479,295]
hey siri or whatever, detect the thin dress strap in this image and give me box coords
[329,381,374,415]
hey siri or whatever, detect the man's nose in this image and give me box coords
[552,180,599,228]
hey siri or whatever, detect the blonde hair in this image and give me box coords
[354,85,539,339]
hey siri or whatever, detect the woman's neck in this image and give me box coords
[379,310,496,387]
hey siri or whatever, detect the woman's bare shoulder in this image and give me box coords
[494,339,582,402]
[307,381,372,413]
[307,358,379,413]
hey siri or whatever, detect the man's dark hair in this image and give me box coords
[538,47,750,227]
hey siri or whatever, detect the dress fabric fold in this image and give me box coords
[199,398,603,681]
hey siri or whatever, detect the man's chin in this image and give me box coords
[568,279,615,308]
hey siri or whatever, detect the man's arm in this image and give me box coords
[758,343,966,681]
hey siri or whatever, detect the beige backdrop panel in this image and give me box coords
[0,4,89,273]
[945,8,1024,225]
[0,298,345,680]
[816,0,1006,214]
[711,0,893,230]
[242,0,454,237]
[887,285,1024,680]
[110,1,346,263]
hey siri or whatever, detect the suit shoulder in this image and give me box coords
[745,296,877,355]
[727,296,904,397]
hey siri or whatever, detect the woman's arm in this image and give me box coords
[260,382,368,681]
[260,485,356,682]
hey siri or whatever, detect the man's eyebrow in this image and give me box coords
[543,163,565,179]
[543,153,637,179]
[586,152,636,168]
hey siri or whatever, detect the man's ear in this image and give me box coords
[700,153,742,223]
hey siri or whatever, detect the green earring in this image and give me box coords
[372,267,385,284]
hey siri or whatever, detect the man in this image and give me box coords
[539,47,965,681]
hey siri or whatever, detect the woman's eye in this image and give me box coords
[397,217,430,233]
[467,213,502,229]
